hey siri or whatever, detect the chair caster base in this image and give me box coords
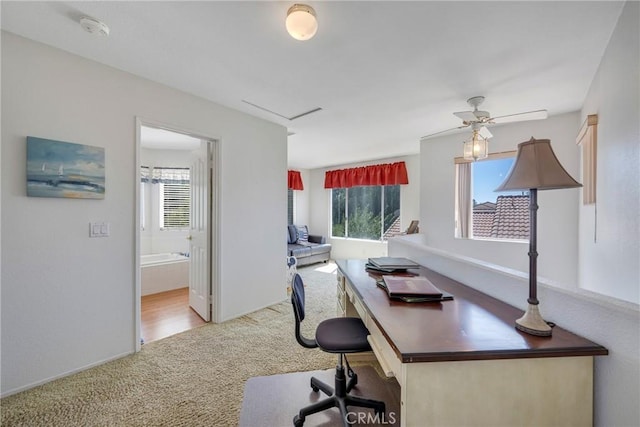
[293,414,304,427]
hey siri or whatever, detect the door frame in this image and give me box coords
[134,117,221,351]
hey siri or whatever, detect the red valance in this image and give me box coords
[288,170,304,190]
[324,161,409,189]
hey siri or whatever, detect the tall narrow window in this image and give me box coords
[576,114,598,205]
[287,188,295,225]
[332,188,346,237]
[140,166,150,231]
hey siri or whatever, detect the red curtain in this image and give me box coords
[324,161,409,189]
[288,170,304,190]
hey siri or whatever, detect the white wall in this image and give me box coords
[578,0,639,305]
[308,154,420,260]
[391,5,639,425]
[1,32,288,396]
[421,113,581,290]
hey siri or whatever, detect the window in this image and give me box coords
[151,167,190,230]
[331,185,400,241]
[576,114,598,205]
[287,188,295,225]
[140,182,146,230]
[140,166,150,231]
[455,152,529,240]
[160,182,190,229]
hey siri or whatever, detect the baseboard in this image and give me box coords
[1,350,134,398]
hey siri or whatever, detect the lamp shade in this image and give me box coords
[286,4,318,41]
[496,137,582,191]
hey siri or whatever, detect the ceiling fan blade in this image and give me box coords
[420,124,469,140]
[489,109,548,124]
[453,111,478,122]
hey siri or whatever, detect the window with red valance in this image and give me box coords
[288,170,304,190]
[324,161,409,189]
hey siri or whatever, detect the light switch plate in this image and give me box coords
[89,222,110,237]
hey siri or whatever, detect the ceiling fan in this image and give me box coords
[421,96,548,141]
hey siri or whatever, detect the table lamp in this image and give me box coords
[495,137,582,336]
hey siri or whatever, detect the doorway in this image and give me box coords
[136,120,218,347]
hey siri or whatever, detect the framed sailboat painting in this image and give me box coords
[26,136,105,199]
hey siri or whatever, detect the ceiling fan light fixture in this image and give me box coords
[286,4,318,41]
[463,130,489,161]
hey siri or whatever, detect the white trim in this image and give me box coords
[0,350,133,398]
[135,117,223,349]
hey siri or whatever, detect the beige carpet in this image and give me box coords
[0,263,340,426]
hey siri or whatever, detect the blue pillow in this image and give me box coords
[296,225,309,243]
[287,225,298,244]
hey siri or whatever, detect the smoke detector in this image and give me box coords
[80,17,110,36]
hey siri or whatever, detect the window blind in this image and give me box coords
[162,183,190,228]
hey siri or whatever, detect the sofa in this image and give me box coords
[287,225,332,267]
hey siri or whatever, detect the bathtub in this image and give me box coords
[141,253,189,296]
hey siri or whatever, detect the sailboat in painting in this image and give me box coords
[26,136,105,199]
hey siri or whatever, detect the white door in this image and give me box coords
[188,141,211,321]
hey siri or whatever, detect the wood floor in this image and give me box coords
[141,287,206,344]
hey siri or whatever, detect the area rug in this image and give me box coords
[0,263,339,426]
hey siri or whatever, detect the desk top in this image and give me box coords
[337,259,608,363]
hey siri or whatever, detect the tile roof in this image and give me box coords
[473,211,495,237]
[472,195,530,239]
[383,217,402,239]
[474,201,497,211]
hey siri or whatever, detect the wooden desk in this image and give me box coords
[336,259,608,427]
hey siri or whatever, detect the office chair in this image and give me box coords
[290,273,386,427]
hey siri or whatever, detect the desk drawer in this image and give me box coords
[366,319,402,385]
[337,284,346,315]
[345,282,367,320]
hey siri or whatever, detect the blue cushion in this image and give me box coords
[287,225,298,244]
[296,225,309,243]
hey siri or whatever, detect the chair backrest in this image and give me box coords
[291,273,318,349]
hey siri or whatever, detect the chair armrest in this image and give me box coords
[308,234,326,244]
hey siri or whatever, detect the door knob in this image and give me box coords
[186,235,193,240]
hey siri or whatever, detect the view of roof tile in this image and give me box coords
[473,211,495,237]
[383,217,402,239]
[473,201,497,211]
[472,195,529,239]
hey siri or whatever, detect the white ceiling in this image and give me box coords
[1,1,625,169]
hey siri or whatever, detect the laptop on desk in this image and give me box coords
[382,275,443,298]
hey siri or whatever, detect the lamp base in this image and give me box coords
[515,303,552,336]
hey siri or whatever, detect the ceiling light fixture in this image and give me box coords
[463,123,490,161]
[286,4,318,41]
[80,16,110,37]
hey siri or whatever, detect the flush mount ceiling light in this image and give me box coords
[80,16,110,37]
[286,4,318,41]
